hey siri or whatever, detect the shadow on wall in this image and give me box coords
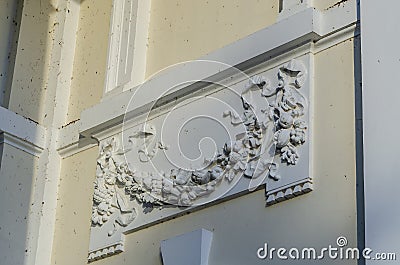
[0,0,22,108]
[353,1,365,265]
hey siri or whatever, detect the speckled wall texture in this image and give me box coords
[0,0,22,108]
[146,0,279,77]
[66,0,112,123]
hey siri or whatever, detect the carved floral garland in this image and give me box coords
[91,60,308,235]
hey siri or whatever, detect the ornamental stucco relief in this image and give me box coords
[88,57,313,261]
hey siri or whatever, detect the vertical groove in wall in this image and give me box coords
[354,2,366,263]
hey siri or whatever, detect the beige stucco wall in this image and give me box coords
[145,0,279,78]
[145,0,345,78]
[0,144,37,265]
[50,36,358,264]
[6,0,57,124]
[66,0,112,123]
[51,146,98,265]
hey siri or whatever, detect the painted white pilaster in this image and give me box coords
[361,0,400,263]
[104,0,151,97]
[23,1,81,264]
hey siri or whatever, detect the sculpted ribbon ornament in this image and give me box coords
[91,59,308,235]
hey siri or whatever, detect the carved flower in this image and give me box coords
[290,128,306,145]
[280,145,299,165]
[294,120,307,130]
[92,199,115,226]
[92,211,104,226]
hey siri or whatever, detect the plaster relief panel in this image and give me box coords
[88,55,313,261]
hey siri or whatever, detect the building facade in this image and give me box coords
[0,0,397,264]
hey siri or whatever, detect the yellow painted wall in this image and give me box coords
[51,147,98,265]
[145,0,279,78]
[66,0,112,123]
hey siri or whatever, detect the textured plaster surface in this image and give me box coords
[145,0,279,77]
[0,0,21,108]
[0,144,37,265]
[7,0,57,124]
[51,146,98,265]
[66,0,112,123]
